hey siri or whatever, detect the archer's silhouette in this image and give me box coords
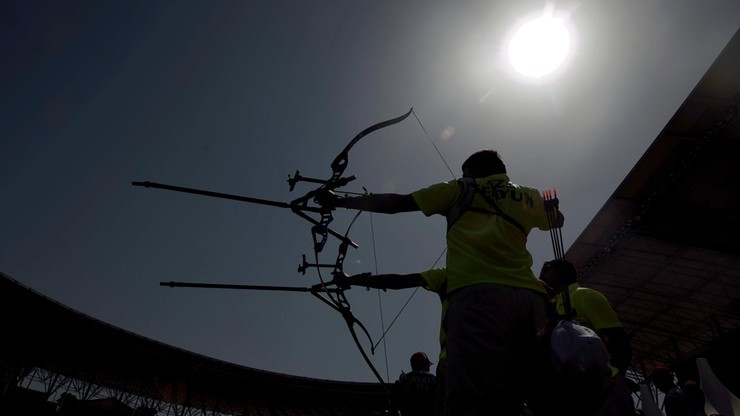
[319,149,565,415]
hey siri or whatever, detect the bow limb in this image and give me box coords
[310,289,386,386]
[328,108,413,187]
[292,108,414,253]
[343,309,387,386]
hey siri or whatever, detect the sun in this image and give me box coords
[506,10,575,82]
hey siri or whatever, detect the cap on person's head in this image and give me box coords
[410,351,432,370]
[649,365,673,381]
[681,380,705,402]
[461,149,506,178]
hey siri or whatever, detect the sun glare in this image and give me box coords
[506,11,574,82]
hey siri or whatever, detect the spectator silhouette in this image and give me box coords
[681,379,709,416]
[391,352,437,416]
[649,365,705,416]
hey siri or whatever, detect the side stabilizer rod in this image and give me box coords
[159,281,343,293]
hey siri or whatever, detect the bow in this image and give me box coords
[132,108,414,385]
[286,108,414,385]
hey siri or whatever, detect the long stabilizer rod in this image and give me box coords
[160,281,343,293]
[131,180,357,246]
[132,181,296,210]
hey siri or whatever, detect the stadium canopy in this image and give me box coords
[565,28,740,392]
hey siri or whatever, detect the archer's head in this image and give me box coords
[461,149,507,178]
[539,259,577,295]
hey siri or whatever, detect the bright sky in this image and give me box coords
[2,1,740,383]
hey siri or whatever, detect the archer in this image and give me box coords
[318,149,565,416]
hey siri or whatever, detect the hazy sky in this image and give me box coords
[2,1,739,383]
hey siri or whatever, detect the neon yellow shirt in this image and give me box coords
[553,283,623,330]
[421,268,448,361]
[554,283,623,376]
[412,174,551,294]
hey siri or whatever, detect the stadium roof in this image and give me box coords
[565,28,740,390]
[0,272,388,415]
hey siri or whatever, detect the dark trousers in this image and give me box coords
[444,284,554,416]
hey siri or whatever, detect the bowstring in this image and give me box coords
[368,108,456,353]
[369,212,390,382]
[372,247,446,351]
[412,109,456,179]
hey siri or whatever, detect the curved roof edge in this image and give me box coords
[0,272,388,413]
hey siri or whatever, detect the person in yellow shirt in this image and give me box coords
[320,149,564,416]
[539,259,635,416]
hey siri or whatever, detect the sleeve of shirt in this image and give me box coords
[411,180,460,217]
[577,288,623,329]
[420,268,447,294]
[507,184,550,232]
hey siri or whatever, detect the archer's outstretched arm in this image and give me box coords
[322,193,420,214]
[346,272,426,290]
